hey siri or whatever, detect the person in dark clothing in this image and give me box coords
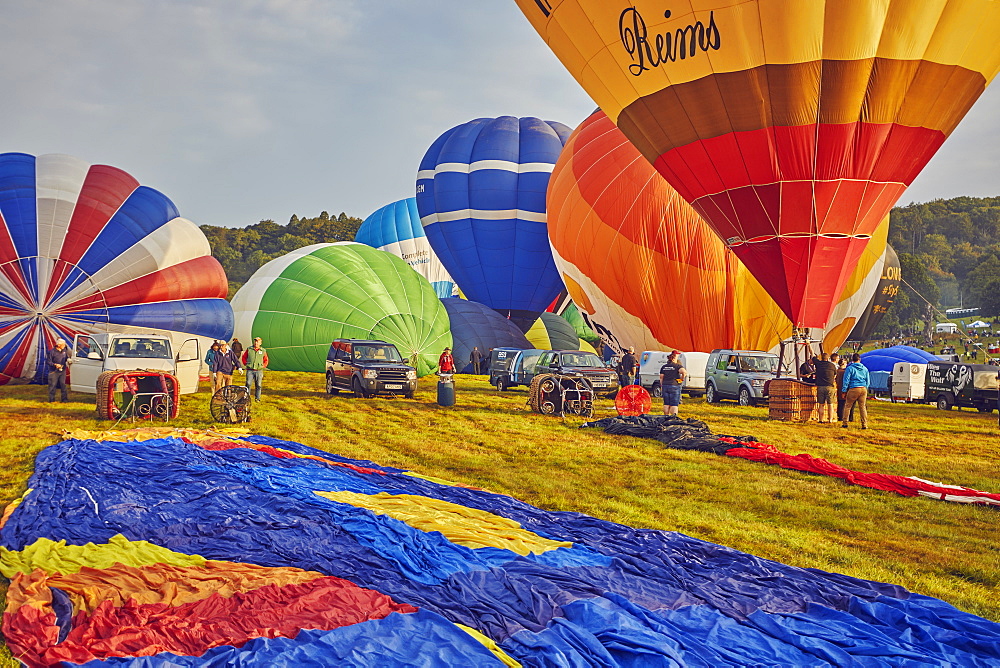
[813,353,838,423]
[621,348,639,385]
[211,341,242,390]
[658,350,687,416]
[231,338,244,359]
[833,354,847,421]
[799,356,817,384]
[470,347,484,375]
[47,339,70,402]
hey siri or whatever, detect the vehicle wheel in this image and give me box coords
[494,376,506,392]
[352,377,368,398]
[325,373,339,395]
[403,392,415,399]
[650,382,662,398]
[705,383,718,403]
[936,394,952,411]
[738,386,755,407]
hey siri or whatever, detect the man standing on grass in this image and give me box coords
[814,353,838,423]
[242,337,268,401]
[621,347,639,385]
[46,338,70,403]
[470,346,483,375]
[841,353,870,429]
[211,340,242,391]
[658,350,686,417]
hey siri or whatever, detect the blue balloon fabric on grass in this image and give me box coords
[3,434,999,666]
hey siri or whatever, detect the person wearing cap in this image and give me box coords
[438,347,456,374]
[241,337,268,401]
[211,340,242,391]
[658,350,687,416]
[46,338,71,402]
[621,347,639,385]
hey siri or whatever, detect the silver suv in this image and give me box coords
[704,350,779,406]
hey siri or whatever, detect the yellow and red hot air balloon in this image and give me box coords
[516,0,1000,329]
[548,111,893,354]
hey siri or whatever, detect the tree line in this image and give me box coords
[200,196,1000,339]
[201,212,364,297]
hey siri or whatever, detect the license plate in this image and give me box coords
[592,382,608,388]
[385,384,403,389]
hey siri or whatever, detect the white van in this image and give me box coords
[70,332,202,394]
[638,351,709,397]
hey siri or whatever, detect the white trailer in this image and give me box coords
[891,362,927,403]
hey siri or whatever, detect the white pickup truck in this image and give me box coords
[69,332,202,394]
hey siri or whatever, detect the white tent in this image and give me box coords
[968,320,991,328]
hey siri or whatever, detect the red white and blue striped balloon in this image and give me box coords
[0,153,233,384]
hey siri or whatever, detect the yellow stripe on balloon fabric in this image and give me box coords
[0,534,206,579]
[524,318,554,351]
[456,624,524,668]
[315,491,572,555]
[515,0,1000,121]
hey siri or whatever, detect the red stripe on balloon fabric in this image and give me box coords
[655,122,943,203]
[721,438,1000,504]
[44,165,140,305]
[56,256,229,313]
[7,575,417,668]
[190,438,388,476]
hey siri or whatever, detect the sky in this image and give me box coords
[3,1,999,229]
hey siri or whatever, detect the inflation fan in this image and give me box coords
[210,386,252,423]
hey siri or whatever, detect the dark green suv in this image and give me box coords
[325,339,417,398]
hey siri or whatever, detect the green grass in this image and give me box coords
[1,370,998,662]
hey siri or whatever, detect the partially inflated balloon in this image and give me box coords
[548,112,889,354]
[416,116,571,331]
[231,243,451,376]
[440,298,531,374]
[515,0,1000,328]
[525,312,597,353]
[0,153,232,384]
[355,198,457,298]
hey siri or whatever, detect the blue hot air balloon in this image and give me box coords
[355,198,456,298]
[440,297,531,374]
[416,116,571,332]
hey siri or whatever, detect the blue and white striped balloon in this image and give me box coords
[415,116,570,332]
[355,198,456,298]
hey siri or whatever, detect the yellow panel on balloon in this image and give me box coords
[315,490,573,555]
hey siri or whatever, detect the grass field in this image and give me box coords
[1,370,998,661]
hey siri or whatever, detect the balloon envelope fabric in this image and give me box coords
[416,116,571,332]
[441,297,531,374]
[230,242,451,377]
[0,153,233,385]
[356,198,457,299]
[3,431,999,666]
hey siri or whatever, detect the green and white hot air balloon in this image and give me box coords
[231,243,451,376]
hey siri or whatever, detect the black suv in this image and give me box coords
[325,339,417,398]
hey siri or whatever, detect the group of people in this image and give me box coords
[800,353,870,428]
[204,337,269,400]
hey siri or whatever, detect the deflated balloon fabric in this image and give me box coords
[2,432,999,666]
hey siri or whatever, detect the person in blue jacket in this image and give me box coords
[841,353,870,429]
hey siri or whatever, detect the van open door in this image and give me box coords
[175,338,201,394]
[69,335,107,393]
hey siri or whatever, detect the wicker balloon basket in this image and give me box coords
[767,379,817,422]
